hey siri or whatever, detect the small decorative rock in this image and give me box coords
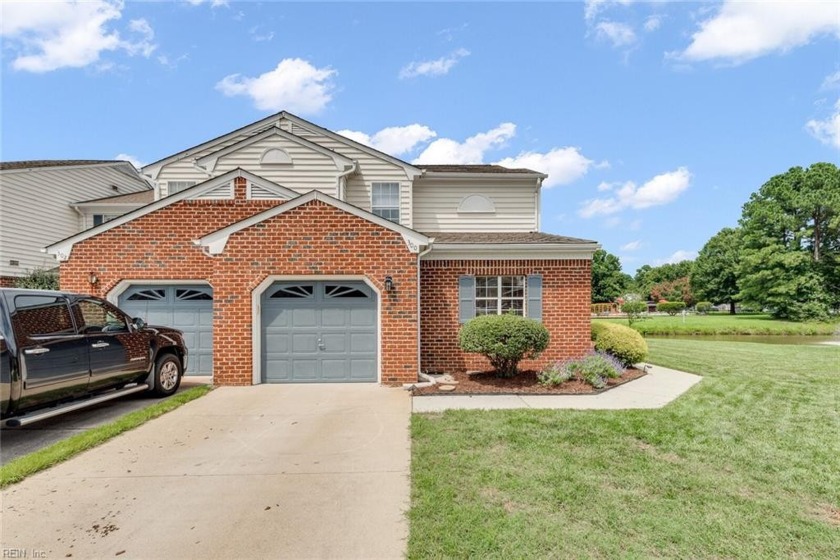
[438,385,457,392]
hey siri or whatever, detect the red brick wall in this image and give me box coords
[1,276,19,287]
[420,259,592,374]
[60,183,419,385]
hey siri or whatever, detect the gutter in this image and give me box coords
[335,161,357,201]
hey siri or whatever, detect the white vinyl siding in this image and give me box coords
[167,181,196,195]
[0,164,149,277]
[211,136,341,197]
[371,182,400,223]
[412,179,538,232]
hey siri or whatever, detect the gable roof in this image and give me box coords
[142,111,422,180]
[195,126,354,173]
[196,189,431,255]
[45,168,298,261]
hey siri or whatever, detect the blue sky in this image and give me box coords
[1,1,838,273]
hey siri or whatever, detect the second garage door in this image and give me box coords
[119,285,213,376]
[261,281,377,383]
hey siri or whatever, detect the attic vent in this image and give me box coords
[260,148,292,165]
[249,184,285,200]
[195,182,234,200]
[458,194,496,213]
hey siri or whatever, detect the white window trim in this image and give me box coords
[371,182,401,223]
[475,276,527,317]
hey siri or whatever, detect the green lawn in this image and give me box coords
[409,340,840,559]
[593,313,839,336]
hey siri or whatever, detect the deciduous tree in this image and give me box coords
[691,227,742,314]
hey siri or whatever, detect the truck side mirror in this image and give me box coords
[132,317,146,330]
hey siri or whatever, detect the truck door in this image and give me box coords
[10,294,90,409]
[73,298,151,390]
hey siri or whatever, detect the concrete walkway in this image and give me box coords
[2,384,410,560]
[412,364,702,412]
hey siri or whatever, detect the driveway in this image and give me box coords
[1,377,211,465]
[1,384,410,559]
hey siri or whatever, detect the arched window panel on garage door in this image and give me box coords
[270,285,314,299]
[324,284,370,298]
[176,288,213,301]
[126,288,166,301]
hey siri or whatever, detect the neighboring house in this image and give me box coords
[46,112,599,383]
[0,160,152,286]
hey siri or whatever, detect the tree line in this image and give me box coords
[592,162,840,321]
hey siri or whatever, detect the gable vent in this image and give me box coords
[249,184,287,200]
[195,181,234,200]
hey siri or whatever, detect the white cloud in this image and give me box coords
[578,167,691,218]
[657,249,698,265]
[596,21,637,47]
[336,124,437,156]
[596,181,616,192]
[806,98,840,150]
[215,58,336,114]
[584,0,634,23]
[621,240,642,251]
[644,15,662,32]
[249,26,274,42]
[674,1,840,64]
[399,48,470,79]
[495,147,594,188]
[821,70,840,91]
[186,0,229,7]
[0,0,157,73]
[115,153,144,169]
[413,123,516,164]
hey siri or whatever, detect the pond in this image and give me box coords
[644,334,839,346]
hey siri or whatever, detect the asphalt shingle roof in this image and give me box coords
[0,160,122,171]
[416,164,542,175]
[429,232,598,245]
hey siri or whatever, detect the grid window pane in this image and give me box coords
[474,276,526,318]
[372,183,400,223]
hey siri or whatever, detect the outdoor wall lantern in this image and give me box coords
[88,271,98,285]
[384,276,394,292]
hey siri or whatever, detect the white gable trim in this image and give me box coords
[45,168,297,261]
[141,111,422,181]
[281,113,423,180]
[196,190,431,255]
[195,126,354,173]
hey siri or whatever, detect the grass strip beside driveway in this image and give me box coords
[0,385,212,488]
[409,340,840,559]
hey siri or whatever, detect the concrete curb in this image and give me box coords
[411,364,703,413]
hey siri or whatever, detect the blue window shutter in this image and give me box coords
[459,275,475,323]
[527,275,543,321]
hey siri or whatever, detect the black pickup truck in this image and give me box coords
[0,288,188,427]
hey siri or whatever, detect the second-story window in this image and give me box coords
[93,214,120,226]
[371,182,400,223]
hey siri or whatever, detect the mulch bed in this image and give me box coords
[412,367,646,396]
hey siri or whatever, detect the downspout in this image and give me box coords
[535,177,543,231]
[336,161,357,201]
[70,204,86,230]
[414,242,434,385]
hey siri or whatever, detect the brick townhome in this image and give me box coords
[47,112,598,386]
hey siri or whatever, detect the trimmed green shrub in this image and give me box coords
[14,268,59,290]
[657,301,686,316]
[621,301,647,325]
[459,314,550,378]
[696,301,713,314]
[591,322,648,366]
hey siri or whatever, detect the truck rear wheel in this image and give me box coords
[152,354,182,397]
